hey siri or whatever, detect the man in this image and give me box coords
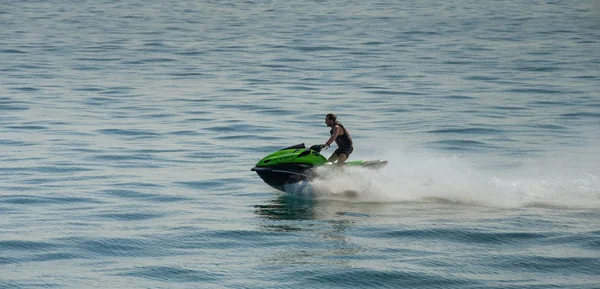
[322,113,353,164]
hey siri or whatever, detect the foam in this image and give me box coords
[284,140,600,209]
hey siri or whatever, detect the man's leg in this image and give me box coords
[337,153,348,165]
[328,153,339,163]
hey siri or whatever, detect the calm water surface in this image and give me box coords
[1,0,599,288]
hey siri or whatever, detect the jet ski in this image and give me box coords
[251,143,388,191]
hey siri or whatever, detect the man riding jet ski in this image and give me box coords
[251,114,387,191]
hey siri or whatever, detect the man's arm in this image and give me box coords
[324,125,340,147]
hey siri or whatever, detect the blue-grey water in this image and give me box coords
[2,0,599,288]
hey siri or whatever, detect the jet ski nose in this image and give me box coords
[251,167,270,172]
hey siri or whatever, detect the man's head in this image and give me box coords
[325,113,337,127]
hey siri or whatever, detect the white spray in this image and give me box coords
[285,140,600,209]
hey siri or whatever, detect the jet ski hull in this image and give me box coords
[251,143,388,191]
[251,164,313,191]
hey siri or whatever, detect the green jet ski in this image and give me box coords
[251,143,388,191]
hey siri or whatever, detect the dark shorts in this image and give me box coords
[334,146,353,157]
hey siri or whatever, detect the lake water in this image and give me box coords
[1,0,599,288]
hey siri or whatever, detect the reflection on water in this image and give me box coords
[254,194,369,225]
[254,195,364,266]
[254,195,318,223]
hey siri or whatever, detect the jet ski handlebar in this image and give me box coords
[309,144,328,152]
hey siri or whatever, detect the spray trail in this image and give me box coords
[285,145,600,209]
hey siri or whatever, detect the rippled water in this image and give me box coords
[2,0,599,288]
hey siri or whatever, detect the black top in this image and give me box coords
[330,121,353,148]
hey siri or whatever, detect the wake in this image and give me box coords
[283,145,600,209]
